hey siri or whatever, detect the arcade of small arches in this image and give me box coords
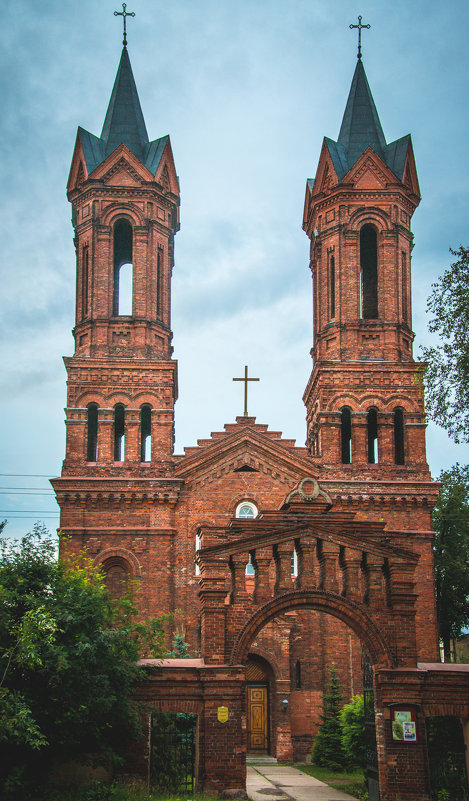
[86,401,153,462]
[340,404,406,465]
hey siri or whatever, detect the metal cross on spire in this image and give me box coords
[233,366,259,417]
[349,15,370,60]
[114,3,135,48]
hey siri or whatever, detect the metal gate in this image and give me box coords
[426,715,469,800]
[150,711,197,792]
[362,650,380,801]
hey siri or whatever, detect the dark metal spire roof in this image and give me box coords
[75,48,170,177]
[101,47,149,162]
[323,59,411,183]
[338,59,386,166]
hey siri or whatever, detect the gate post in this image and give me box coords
[199,666,247,795]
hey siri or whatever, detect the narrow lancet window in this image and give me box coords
[140,404,152,462]
[401,251,408,323]
[360,224,378,319]
[295,660,301,689]
[82,246,89,319]
[156,247,163,319]
[394,407,405,465]
[367,408,379,464]
[330,255,336,319]
[113,219,133,316]
[114,403,125,461]
[86,403,98,462]
[341,407,352,464]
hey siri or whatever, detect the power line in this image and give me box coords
[0,473,54,478]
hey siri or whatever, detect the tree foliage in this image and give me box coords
[339,694,365,769]
[312,664,347,772]
[421,246,469,443]
[432,464,469,661]
[0,525,167,797]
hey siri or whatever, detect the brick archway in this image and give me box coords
[197,489,420,670]
[230,589,393,668]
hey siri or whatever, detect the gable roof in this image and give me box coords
[173,416,316,485]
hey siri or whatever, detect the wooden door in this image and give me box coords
[247,684,268,752]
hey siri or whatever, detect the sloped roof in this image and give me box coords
[325,59,410,182]
[77,47,168,176]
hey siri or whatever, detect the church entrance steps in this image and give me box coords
[246,755,278,766]
[246,765,357,801]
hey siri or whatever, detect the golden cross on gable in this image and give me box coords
[233,366,259,417]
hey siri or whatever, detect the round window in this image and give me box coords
[235,501,257,519]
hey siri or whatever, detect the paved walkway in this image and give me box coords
[246,759,357,801]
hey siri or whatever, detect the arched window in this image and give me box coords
[329,254,336,319]
[114,403,125,461]
[140,405,152,462]
[235,501,258,519]
[341,407,352,464]
[102,557,130,600]
[360,224,378,319]
[367,407,379,464]
[86,403,98,462]
[113,219,133,316]
[295,660,302,690]
[394,407,405,465]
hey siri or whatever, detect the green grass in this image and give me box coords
[297,765,367,799]
[39,785,219,801]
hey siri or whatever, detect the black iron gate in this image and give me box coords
[426,715,469,800]
[150,711,197,792]
[362,650,380,801]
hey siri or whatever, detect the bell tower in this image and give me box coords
[63,45,180,470]
[302,54,428,476]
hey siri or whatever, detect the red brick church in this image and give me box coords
[51,28,469,801]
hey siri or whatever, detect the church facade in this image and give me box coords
[51,38,469,801]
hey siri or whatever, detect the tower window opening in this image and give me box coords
[114,403,125,461]
[401,251,408,322]
[394,407,405,465]
[360,224,378,319]
[195,533,201,576]
[367,407,379,464]
[291,548,298,577]
[86,403,98,462]
[140,404,152,462]
[341,407,352,464]
[156,247,163,319]
[329,254,336,319]
[82,246,89,319]
[113,219,133,316]
[103,557,130,600]
[295,660,301,689]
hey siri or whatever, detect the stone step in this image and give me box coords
[246,755,278,765]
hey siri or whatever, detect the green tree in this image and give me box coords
[312,664,347,772]
[0,525,167,797]
[340,694,365,769]
[421,246,469,443]
[166,627,191,658]
[432,464,469,661]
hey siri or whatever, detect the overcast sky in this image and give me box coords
[1,0,468,540]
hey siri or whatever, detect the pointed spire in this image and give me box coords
[101,47,149,161]
[337,59,386,167]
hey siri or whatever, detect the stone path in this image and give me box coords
[246,759,357,801]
